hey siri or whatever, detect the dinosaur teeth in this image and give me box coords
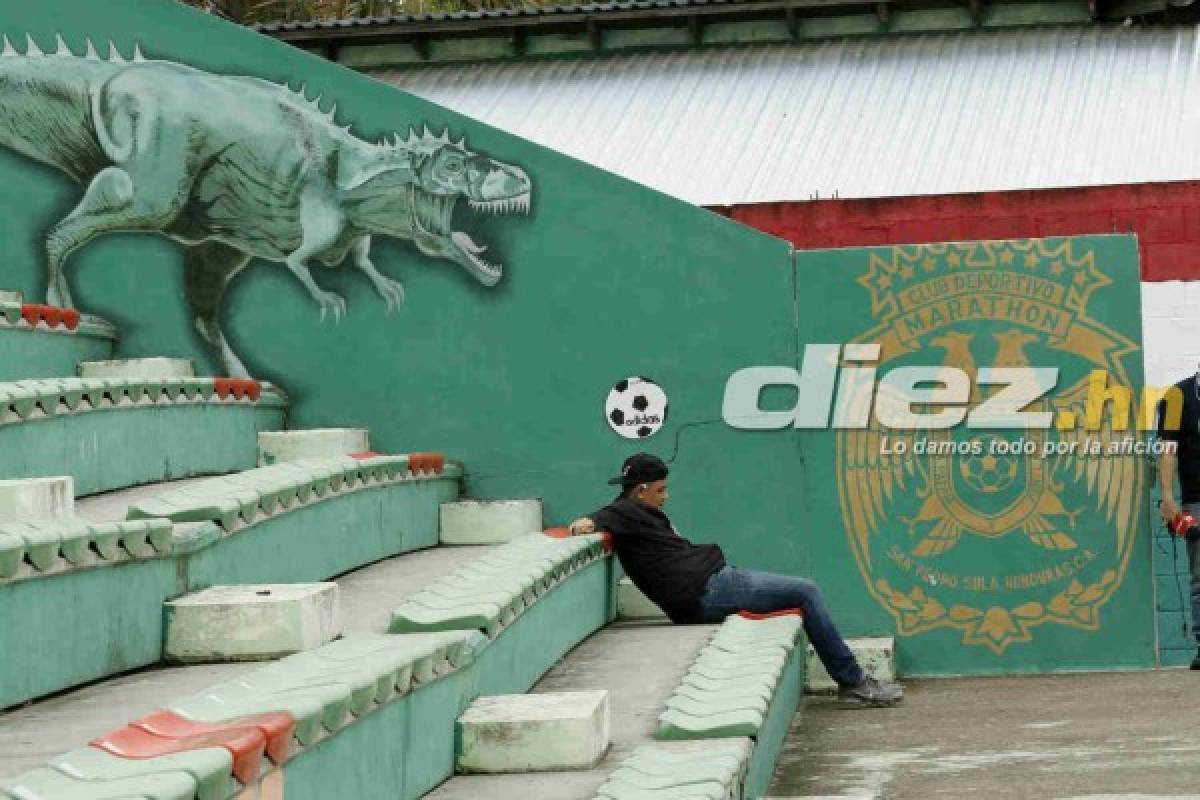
[451,231,488,256]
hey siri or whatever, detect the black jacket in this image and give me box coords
[591,497,726,623]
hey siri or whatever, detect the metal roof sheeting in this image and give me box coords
[254,0,813,31]
[375,26,1200,205]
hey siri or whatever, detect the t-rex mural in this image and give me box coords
[0,34,532,376]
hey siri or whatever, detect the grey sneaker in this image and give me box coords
[838,675,904,708]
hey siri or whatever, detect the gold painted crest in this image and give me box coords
[836,240,1144,654]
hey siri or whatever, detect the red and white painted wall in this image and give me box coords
[713,180,1200,390]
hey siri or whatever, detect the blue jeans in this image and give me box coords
[698,566,864,688]
[1185,503,1200,645]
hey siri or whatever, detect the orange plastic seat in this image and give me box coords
[133,709,294,766]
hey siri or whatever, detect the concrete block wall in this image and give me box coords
[722,181,1200,665]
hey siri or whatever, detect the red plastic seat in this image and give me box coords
[736,608,804,620]
[90,722,265,785]
[132,710,294,766]
[409,451,446,475]
[18,304,79,330]
[213,378,262,401]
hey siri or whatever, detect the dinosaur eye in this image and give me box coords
[443,157,464,173]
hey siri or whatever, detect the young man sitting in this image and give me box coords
[569,452,902,708]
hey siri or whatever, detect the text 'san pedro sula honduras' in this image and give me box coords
[722,344,1186,445]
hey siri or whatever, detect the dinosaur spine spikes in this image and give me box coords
[108,42,125,63]
[1,36,16,58]
[133,44,145,62]
[54,34,71,56]
[25,34,43,57]
[85,39,100,60]
[399,125,471,156]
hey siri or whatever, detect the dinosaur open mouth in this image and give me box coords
[412,190,531,284]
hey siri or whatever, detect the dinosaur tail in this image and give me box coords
[0,34,122,183]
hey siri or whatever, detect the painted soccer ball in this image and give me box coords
[959,450,1018,495]
[605,376,668,439]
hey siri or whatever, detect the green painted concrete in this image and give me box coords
[0,557,177,711]
[0,326,112,382]
[0,403,284,497]
[0,2,1157,682]
[743,640,805,800]
[278,557,614,800]
[0,474,459,709]
[1153,518,1195,665]
[185,475,456,588]
[794,237,1155,675]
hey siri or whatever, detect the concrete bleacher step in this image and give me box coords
[0,374,286,496]
[256,428,371,466]
[428,613,807,800]
[1,529,618,800]
[456,690,610,773]
[439,498,544,545]
[0,293,116,382]
[425,622,719,800]
[164,583,343,663]
[0,544,496,784]
[0,476,73,522]
[0,454,460,708]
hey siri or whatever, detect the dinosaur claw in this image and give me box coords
[314,289,346,323]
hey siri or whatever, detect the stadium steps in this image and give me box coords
[0,297,116,382]
[0,375,286,496]
[0,542,495,782]
[0,532,617,800]
[0,453,461,708]
[424,613,805,800]
[424,620,719,800]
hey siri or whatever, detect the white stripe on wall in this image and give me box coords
[1143,281,1200,389]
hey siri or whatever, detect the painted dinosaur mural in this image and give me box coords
[0,34,532,376]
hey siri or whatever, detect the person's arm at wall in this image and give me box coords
[1160,449,1180,522]
[1157,395,1181,522]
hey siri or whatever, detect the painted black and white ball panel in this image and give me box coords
[605,376,668,439]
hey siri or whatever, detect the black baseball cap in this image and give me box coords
[607,453,669,486]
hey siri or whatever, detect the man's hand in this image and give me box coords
[568,517,596,536]
[1161,496,1180,524]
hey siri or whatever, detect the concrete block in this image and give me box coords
[165,583,341,663]
[440,499,543,545]
[807,636,895,693]
[617,577,666,619]
[457,690,609,772]
[0,290,22,304]
[79,357,195,379]
[0,476,73,522]
[257,428,370,465]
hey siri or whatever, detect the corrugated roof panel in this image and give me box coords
[373,26,1200,205]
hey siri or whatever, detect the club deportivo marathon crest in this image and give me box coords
[837,240,1144,654]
